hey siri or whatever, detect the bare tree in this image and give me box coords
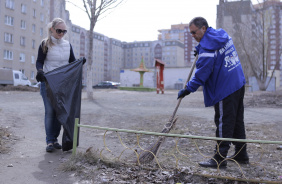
[217,0,280,91]
[81,0,124,99]
[235,0,280,90]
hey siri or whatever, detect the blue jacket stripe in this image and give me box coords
[199,53,214,58]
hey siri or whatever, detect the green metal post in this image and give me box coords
[72,118,79,156]
[139,72,144,87]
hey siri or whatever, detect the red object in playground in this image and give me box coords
[155,59,165,94]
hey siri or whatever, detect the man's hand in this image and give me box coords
[194,50,198,57]
[36,70,45,82]
[177,88,190,99]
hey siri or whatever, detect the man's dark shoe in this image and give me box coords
[46,144,55,152]
[53,142,62,149]
[199,158,227,168]
[226,152,249,164]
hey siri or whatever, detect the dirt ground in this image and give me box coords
[0,86,281,184]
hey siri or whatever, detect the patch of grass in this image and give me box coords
[119,86,155,92]
[0,85,39,92]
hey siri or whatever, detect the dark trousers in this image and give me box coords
[214,86,246,157]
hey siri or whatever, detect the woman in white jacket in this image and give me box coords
[35,18,76,152]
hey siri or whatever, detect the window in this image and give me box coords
[5,0,15,9]
[31,56,35,64]
[40,28,43,36]
[271,55,276,60]
[4,33,13,43]
[32,40,35,49]
[20,36,25,46]
[40,13,44,22]
[32,24,35,33]
[21,4,27,13]
[5,15,14,26]
[21,20,26,29]
[20,53,25,62]
[19,69,25,75]
[4,50,13,60]
[33,9,36,17]
[14,73,19,79]
[31,71,35,80]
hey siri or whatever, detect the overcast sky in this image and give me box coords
[65,0,261,42]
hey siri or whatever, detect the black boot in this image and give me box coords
[227,146,249,164]
[198,154,227,168]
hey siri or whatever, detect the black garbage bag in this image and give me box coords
[44,59,83,151]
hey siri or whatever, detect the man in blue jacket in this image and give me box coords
[178,17,249,168]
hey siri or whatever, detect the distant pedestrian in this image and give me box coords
[177,17,249,168]
[35,18,76,152]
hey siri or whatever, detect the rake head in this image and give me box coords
[136,117,178,164]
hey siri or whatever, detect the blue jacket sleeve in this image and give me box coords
[186,50,215,92]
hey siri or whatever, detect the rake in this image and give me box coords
[137,55,198,164]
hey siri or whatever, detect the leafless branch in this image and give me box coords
[82,0,91,20]
[66,0,86,12]
[97,0,125,18]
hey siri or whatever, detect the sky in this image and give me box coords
[65,0,260,42]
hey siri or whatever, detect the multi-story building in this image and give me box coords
[105,38,124,81]
[121,39,185,69]
[158,24,188,41]
[159,40,185,67]
[253,0,282,88]
[1,0,50,82]
[0,0,76,84]
[217,0,282,89]
[158,23,198,66]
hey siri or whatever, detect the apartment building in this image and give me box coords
[122,39,185,68]
[160,40,185,67]
[105,38,124,82]
[0,0,49,82]
[158,23,198,66]
[123,41,152,69]
[253,0,282,87]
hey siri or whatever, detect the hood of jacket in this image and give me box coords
[199,27,229,51]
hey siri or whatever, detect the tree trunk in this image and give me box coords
[86,20,95,100]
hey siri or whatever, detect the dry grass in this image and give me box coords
[0,126,11,154]
[0,85,39,92]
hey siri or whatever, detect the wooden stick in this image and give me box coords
[138,55,198,164]
[169,54,198,122]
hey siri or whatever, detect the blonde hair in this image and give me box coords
[41,18,66,53]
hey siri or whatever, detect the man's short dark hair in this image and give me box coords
[189,17,209,29]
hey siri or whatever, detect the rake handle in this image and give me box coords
[169,55,198,122]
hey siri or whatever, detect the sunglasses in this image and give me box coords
[56,29,67,34]
[190,27,200,35]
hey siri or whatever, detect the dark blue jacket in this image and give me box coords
[186,27,245,107]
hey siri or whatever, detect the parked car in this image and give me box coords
[0,68,31,86]
[92,81,120,89]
